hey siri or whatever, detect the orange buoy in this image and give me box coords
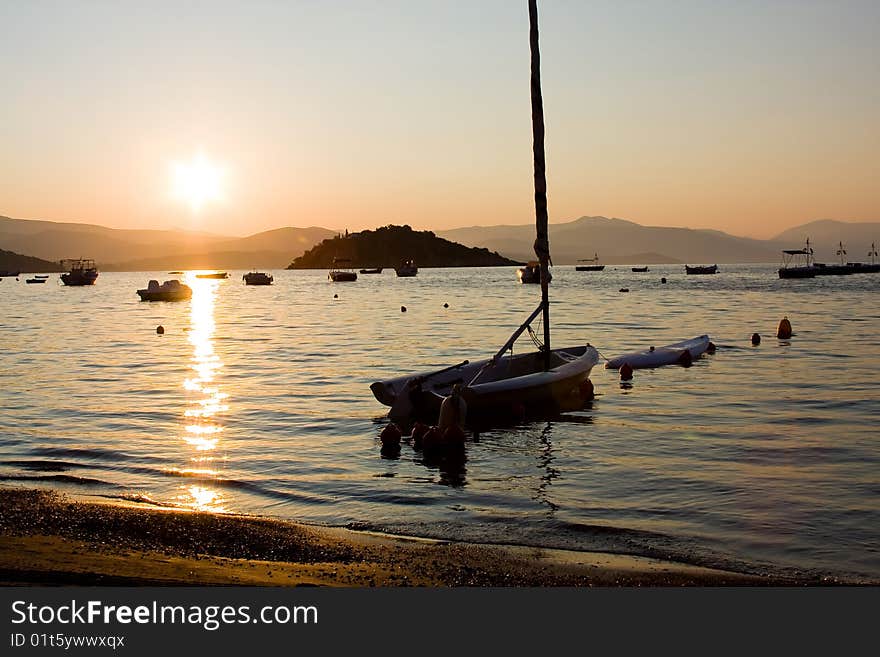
[777,316,792,339]
[401,305,407,313]
[661,277,667,284]
[443,303,449,308]
[620,363,634,381]
[379,423,402,447]
[156,325,164,335]
[751,333,761,346]
[333,293,338,299]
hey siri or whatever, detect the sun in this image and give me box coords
[172,154,224,212]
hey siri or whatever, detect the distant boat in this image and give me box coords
[168,271,184,274]
[26,277,47,284]
[631,266,649,272]
[33,274,49,278]
[359,267,383,274]
[685,264,718,275]
[517,261,551,284]
[329,258,357,282]
[60,258,99,286]
[576,254,604,271]
[395,260,418,277]
[243,271,273,285]
[137,279,192,301]
[778,239,816,279]
[195,272,229,279]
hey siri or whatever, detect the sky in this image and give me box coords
[1,0,878,239]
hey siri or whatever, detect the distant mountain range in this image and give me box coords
[439,216,879,264]
[0,215,334,270]
[2,214,877,270]
[287,225,518,269]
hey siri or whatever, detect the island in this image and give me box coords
[286,224,520,269]
[0,248,62,274]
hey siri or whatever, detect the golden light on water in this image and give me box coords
[176,274,229,512]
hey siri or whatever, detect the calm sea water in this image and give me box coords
[1,264,878,581]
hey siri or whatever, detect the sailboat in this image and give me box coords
[370,0,600,422]
[575,254,604,271]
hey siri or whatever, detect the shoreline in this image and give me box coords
[0,487,810,586]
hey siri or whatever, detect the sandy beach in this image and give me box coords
[0,487,799,586]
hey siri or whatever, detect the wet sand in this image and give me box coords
[0,487,792,586]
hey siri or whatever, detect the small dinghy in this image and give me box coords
[605,335,711,370]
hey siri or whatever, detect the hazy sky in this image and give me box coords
[1,0,878,238]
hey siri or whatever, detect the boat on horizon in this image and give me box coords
[195,271,229,279]
[26,277,47,284]
[631,266,649,272]
[371,1,599,425]
[60,258,99,286]
[359,267,383,274]
[243,271,273,285]
[395,260,418,277]
[329,258,357,282]
[779,239,816,279]
[685,264,718,275]
[575,254,605,271]
[136,279,192,301]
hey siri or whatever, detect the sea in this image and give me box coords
[1,264,878,582]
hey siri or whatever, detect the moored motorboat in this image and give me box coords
[778,239,816,279]
[137,279,192,301]
[26,277,47,284]
[631,266,649,272]
[60,259,99,286]
[685,264,718,275]
[243,271,273,285]
[605,335,711,370]
[329,258,357,281]
[395,260,418,277]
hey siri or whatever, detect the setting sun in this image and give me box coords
[171,154,224,212]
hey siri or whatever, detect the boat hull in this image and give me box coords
[779,267,815,279]
[685,265,717,275]
[371,345,599,421]
[605,335,710,370]
[329,271,357,281]
[60,271,99,286]
[575,265,605,271]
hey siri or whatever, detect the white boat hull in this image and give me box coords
[605,335,710,370]
[371,345,599,420]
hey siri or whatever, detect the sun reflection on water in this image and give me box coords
[176,273,230,513]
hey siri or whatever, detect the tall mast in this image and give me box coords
[528,0,551,370]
